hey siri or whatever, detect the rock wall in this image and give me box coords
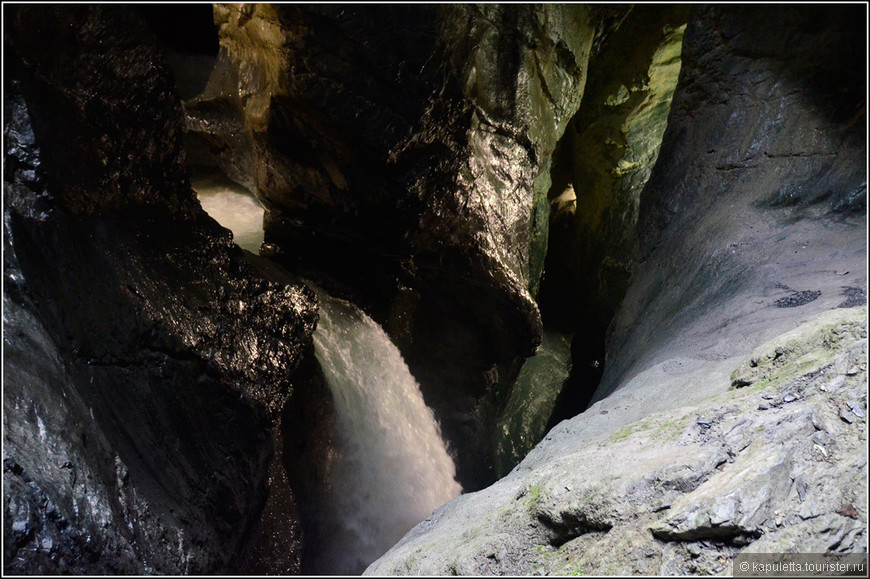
[537,3,690,420]
[540,4,688,332]
[3,6,316,574]
[598,4,866,402]
[492,331,573,478]
[366,5,866,574]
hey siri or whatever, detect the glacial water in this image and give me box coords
[311,288,462,574]
[192,174,265,253]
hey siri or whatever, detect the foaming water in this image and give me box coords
[192,175,264,253]
[311,287,462,574]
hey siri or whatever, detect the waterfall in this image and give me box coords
[310,288,462,574]
[188,183,461,572]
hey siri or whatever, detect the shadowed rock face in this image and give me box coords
[186,3,629,489]
[4,6,316,574]
[537,4,690,424]
[542,5,690,334]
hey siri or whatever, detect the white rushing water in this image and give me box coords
[312,288,462,574]
[192,175,265,253]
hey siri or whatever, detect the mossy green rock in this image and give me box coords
[493,331,573,478]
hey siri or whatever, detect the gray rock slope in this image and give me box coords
[367,308,867,576]
[599,5,866,403]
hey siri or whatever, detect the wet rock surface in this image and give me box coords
[492,331,573,479]
[4,6,316,574]
[366,308,868,575]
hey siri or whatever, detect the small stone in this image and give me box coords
[812,431,831,445]
[839,408,855,424]
[758,402,771,410]
[826,375,846,392]
[837,503,859,519]
[687,543,702,558]
[697,419,712,428]
[814,444,829,458]
[796,480,809,502]
[811,412,824,431]
[852,407,865,419]
[799,500,822,520]
[846,366,859,376]
[711,500,737,525]
[783,394,797,403]
[762,393,774,400]
[41,536,53,551]
[12,520,27,533]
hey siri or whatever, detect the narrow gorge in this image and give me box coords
[3,4,867,576]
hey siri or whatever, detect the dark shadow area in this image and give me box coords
[135,5,218,55]
[136,5,219,100]
[543,316,607,433]
[280,348,338,577]
[536,140,611,424]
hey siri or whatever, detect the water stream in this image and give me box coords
[192,173,265,253]
[310,288,462,574]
